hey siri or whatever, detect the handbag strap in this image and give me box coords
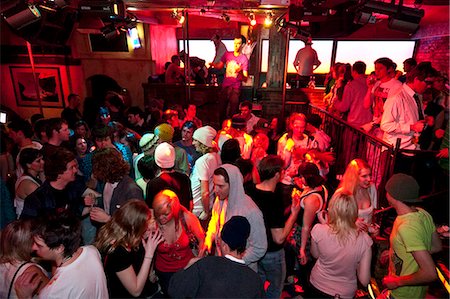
[8,261,30,299]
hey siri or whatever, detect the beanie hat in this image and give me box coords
[155,123,174,142]
[220,216,250,251]
[139,133,159,151]
[154,142,175,169]
[231,116,246,130]
[193,126,217,148]
[385,173,420,203]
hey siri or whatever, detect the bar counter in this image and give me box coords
[142,83,326,127]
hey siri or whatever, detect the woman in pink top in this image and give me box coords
[309,192,372,299]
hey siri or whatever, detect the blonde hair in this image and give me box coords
[95,200,151,254]
[0,220,34,263]
[339,158,371,195]
[153,190,186,231]
[328,191,358,245]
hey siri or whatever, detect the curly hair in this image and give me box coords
[92,148,130,183]
[95,200,151,254]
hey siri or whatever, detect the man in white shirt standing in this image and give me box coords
[293,37,321,88]
[362,57,402,137]
[381,64,436,173]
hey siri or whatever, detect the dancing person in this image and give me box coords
[200,164,267,272]
[152,190,205,296]
[336,158,378,233]
[382,174,442,299]
[14,212,108,298]
[90,148,143,224]
[14,148,44,218]
[168,216,264,298]
[0,220,48,299]
[95,200,163,298]
[308,192,372,298]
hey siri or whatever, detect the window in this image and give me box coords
[261,40,269,72]
[335,41,416,74]
[288,40,333,74]
[178,40,234,66]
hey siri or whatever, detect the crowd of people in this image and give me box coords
[0,55,448,299]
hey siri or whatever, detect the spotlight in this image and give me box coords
[101,23,120,39]
[221,13,230,22]
[388,14,420,33]
[178,14,185,24]
[264,12,273,27]
[2,4,41,31]
[248,13,256,26]
[207,0,215,6]
[354,11,376,24]
[171,9,185,24]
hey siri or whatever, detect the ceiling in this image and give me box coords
[119,0,448,38]
[122,0,448,29]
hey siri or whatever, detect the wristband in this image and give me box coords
[144,256,153,260]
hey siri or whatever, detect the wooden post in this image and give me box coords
[266,26,287,88]
[27,42,44,116]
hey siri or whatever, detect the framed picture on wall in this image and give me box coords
[10,66,65,108]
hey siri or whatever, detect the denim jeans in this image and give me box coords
[258,249,286,299]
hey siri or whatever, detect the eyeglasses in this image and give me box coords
[424,80,434,86]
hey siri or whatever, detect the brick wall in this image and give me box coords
[414,23,449,74]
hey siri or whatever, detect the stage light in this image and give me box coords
[171,9,185,24]
[101,23,120,39]
[264,12,273,27]
[221,13,230,22]
[248,13,256,26]
[388,14,420,33]
[2,4,41,31]
[354,11,376,25]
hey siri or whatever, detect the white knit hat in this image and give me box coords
[193,126,217,148]
[139,133,159,151]
[154,142,175,169]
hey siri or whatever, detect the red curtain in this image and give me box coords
[150,25,178,74]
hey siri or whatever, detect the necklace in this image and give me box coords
[58,254,72,267]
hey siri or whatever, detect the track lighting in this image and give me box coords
[264,12,273,27]
[248,13,256,26]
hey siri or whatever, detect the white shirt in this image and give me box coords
[293,45,320,76]
[225,254,245,264]
[246,113,260,133]
[39,246,108,299]
[381,84,421,150]
[191,152,221,216]
[103,182,119,214]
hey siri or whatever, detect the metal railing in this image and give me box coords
[305,104,396,207]
[284,103,448,207]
